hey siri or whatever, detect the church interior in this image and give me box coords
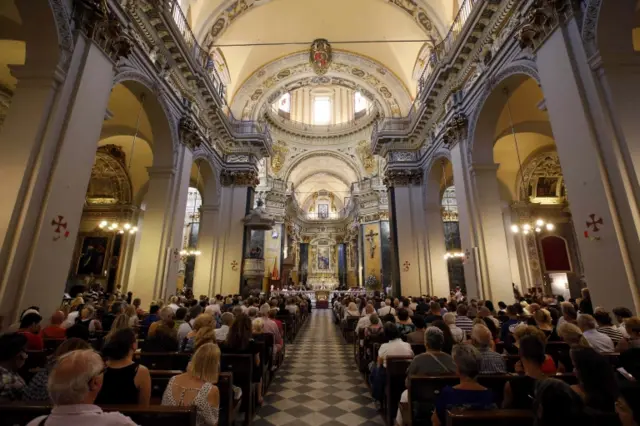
[1,0,640,425]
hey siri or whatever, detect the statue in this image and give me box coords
[365,229,378,259]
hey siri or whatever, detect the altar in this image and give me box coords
[307,275,339,290]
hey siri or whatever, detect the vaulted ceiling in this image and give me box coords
[188,0,458,100]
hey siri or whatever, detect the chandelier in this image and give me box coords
[180,162,202,258]
[440,160,465,260]
[98,94,145,236]
[503,87,555,235]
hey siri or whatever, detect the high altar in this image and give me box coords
[307,238,339,290]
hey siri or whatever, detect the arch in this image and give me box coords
[283,150,363,184]
[582,0,639,57]
[540,235,572,272]
[423,148,452,202]
[191,152,221,207]
[112,68,180,170]
[230,50,412,121]
[86,147,133,206]
[467,62,541,165]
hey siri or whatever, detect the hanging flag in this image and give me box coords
[271,257,279,280]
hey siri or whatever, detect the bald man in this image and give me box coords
[471,324,506,374]
[41,311,67,339]
[28,350,136,426]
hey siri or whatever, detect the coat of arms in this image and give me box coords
[310,39,332,75]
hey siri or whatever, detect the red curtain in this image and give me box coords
[541,236,571,272]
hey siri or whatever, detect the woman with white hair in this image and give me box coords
[396,327,457,425]
[431,345,496,426]
[444,312,465,343]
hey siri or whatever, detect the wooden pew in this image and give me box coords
[342,316,359,343]
[135,352,191,371]
[43,338,64,353]
[220,354,255,426]
[410,344,426,356]
[0,403,197,426]
[384,356,413,426]
[445,408,620,426]
[148,370,239,426]
[407,374,581,425]
[19,350,48,382]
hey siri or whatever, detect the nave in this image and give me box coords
[255,310,383,426]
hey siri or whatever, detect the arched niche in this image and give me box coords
[85,145,133,207]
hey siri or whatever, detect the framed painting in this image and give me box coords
[317,246,330,270]
[76,236,109,276]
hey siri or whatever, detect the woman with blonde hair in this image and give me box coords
[344,302,360,319]
[182,314,216,352]
[78,305,102,334]
[533,309,560,341]
[162,343,220,426]
[125,304,139,328]
[556,322,590,373]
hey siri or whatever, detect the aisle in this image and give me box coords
[254,309,384,426]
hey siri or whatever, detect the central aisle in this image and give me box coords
[254,309,384,426]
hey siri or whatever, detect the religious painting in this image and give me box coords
[317,246,330,270]
[76,237,108,276]
[362,223,382,283]
[536,177,559,197]
[310,39,332,76]
[318,204,329,219]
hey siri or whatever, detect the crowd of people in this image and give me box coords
[0,288,312,426]
[333,287,640,426]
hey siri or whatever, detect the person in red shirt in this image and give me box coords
[18,312,44,351]
[41,311,67,340]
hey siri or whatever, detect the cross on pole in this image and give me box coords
[365,229,378,259]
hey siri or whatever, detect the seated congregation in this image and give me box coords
[0,292,310,426]
[334,289,640,426]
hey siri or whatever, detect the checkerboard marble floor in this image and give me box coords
[253,309,384,426]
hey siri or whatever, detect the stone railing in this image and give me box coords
[372,0,482,138]
[265,103,378,137]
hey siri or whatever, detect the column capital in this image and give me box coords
[73,0,132,63]
[220,169,260,187]
[383,168,423,187]
[442,113,468,149]
[179,115,206,150]
[200,204,219,213]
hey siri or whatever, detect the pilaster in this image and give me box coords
[535,18,640,312]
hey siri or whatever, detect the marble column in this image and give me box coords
[424,191,450,297]
[192,204,219,298]
[469,163,514,304]
[533,16,640,311]
[450,142,480,299]
[211,170,257,296]
[130,146,192,307]
[386,169,429,297]
[0,33,127,323]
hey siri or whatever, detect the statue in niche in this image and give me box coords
[365,229,378,259]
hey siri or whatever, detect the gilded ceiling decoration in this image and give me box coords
[86,145,133,206]
[310,39,332,75]
[270,140,289,175]
[356,140,377,176]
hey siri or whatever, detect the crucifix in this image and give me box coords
[365,229,378,259]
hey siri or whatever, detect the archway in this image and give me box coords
[470,73,581,301]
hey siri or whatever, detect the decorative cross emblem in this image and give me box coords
[403,261,410,272]
[586,214,603,232]
[51,215,69,241]
[231,260,239,271]
[365,229,379,259]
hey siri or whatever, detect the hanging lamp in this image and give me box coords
[503,87,555,235]
[98,93,145,235]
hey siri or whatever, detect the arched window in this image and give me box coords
[441,186,458,222]
[354,91,368,113]
[278,92,290,113]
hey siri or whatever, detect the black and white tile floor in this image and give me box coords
[253,309,384,426]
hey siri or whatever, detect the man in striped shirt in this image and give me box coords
[455,304,474,334]
[593,310,624,345]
